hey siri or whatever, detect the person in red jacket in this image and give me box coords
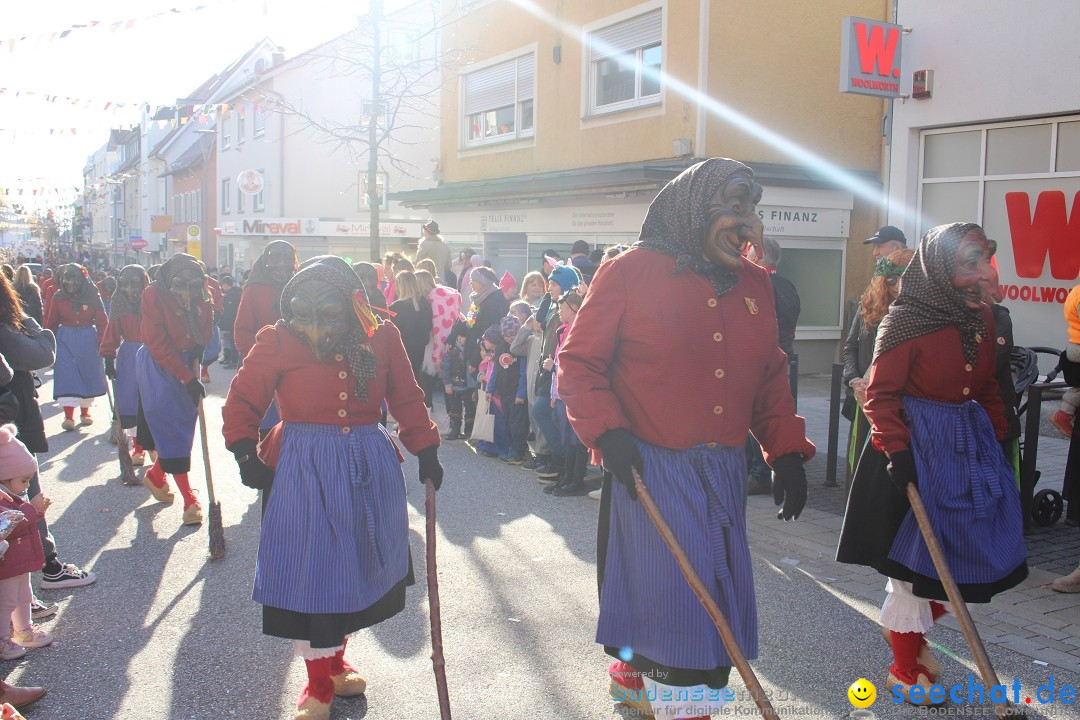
[836,223,1027,704]
[0,425,53,660]
[135,255,213,526]
[100,265,150,466]
[558,158,813,720]
[43,264,108,430]
[222,256,442,720]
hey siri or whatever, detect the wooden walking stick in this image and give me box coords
[425,479,452,720]
[905,485,1021,719]
[194,360,225,559]
[633,469,778,720]
[104,379,137,485]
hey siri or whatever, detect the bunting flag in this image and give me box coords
[0,90,282,122]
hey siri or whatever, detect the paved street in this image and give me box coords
[6,367,1079,720]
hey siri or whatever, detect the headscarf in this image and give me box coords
[280,256,381,401]
[469,266,500,306]
[874,222,988,365]
[108,264,149,320]
[247,240,298,316]
[54,263,103,309]
[154,253,208,342]
[635,157,754,297]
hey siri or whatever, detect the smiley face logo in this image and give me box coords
[848,678,876,708]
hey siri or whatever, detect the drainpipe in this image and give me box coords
[695,0,709,158]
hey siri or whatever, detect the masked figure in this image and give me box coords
[558,159,814,719]
[837,223,1027,705]
[222,256,442,720]
[135,254,213,526]
[43,264,109,429]
[99,265,150,465]
[98,275,117,315]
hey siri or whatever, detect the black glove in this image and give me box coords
[596,428,644,500]
[104,357,116,379]
[772,453,807,521]
[185,378,206,406]
[192,345,205,363]
[418,446,444,491]
[229,438,274,491]
[887,449,918,492]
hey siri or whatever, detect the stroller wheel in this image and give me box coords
[1032,489,1064,527]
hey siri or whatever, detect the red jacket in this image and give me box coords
[222,322,439,456]
[557,247,814,464]
[140,284,213,385]
[99,313,142,357]
[0,494,44,580]
[233,283,281,360]
[207,276,224,316]
[864,309,1006,456]
[43,295,108,346]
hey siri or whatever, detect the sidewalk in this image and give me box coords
[744,374,1080,674]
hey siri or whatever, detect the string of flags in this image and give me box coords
[4,0,244,53]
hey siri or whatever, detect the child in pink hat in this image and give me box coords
[499,271,517,301]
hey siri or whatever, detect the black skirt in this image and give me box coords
[262,555,415,649]
[836,442,1027,603]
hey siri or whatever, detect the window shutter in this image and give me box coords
[517,55,535,101]
[463,59,517,115]
[591,9,662,61]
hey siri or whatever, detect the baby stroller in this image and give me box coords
[1013,345,1067,526]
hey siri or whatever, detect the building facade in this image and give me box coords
[886,0,1080,354]
[397,0,889,371]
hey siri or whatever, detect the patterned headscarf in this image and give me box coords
[280,255,380,401]
[153,253,208,342]
[635,158,754,297]
[108,265,149,320]
[54,264,103,310]
[875,222,988,365]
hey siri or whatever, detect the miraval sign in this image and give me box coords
[839,17,904,98]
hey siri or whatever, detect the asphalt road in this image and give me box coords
[8,367,1080,720]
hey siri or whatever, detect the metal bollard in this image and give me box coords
[824,363,842,487]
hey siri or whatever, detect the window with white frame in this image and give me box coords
[254,169,265,211]
[359,172,389,210]
[587,8,662,116]
[222,113,231,149]
[253,106,266,137]
[237,110,246,145]
[222,178,231,214]
[462,54,534,147]
[237,185,246,213]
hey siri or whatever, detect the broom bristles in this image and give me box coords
[208,501,225,559]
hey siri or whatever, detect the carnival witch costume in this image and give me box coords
[135,254,213,526]
[836,222,1027,704]
[221,256,443,720]
[44,264,108,430]
[99,265,150,465]
[559,158,814,720]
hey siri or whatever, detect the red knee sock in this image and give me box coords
[146,460,167,488]
[172,473,197,508]
[889,631,926,680]
[330,639,354,675]
[930,601,947,621]
[608,660,644,690]
[132,442,144,454]
[80,406,90,417]
[299,657,335,706]
[63,407,74,421]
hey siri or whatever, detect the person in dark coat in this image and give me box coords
[218,275,242,368]
[388,271,433,403]
[12,267,42,325]
[463,266,510,433]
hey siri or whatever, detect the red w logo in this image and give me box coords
[1005,191,1080,279]
[854,22,901,78]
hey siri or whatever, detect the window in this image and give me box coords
[359,172,389,210]
[237,185,245,213]
[194,189,201,223]
[237,110,246,145]
[222,178,231,214]
[462,53,534,147]
[360,100,392,132]
[254,169,265,211]
[587,8,662,115]
[222,113,231,149]
[253,106,266,137]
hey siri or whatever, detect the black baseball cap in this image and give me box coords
[864,225,907,245]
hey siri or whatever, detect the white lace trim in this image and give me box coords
[294,640,344,660]
[642,676,728,719]
[879,578,936,633]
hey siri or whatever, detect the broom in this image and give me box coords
[633,469,778,720]
[906,485,1023,719]
[104,379,137,485]
[425,479,452,719]
[194,360,225,559]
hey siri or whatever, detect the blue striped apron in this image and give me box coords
[888,396,1026,585]
[135,347,197,461]
[253,422,409,614]
[597,440,757,669]
[115,340,142,419]
[53,325,107,399]
[202,325,221,366]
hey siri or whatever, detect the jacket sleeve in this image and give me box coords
[233,286,261,360]
[221,326,282,448]
[557,262,631,447]
[99,315,122,358]
[94,303,109,346]
[863,341,914,455]
[842,311,863,386]
[0,353,11,386]
[516,357,527,400]
[381,322,440,455]
[509,325,532,357]
[975,310,1008,441]
[42,297,60,332]
[0,320,55,372]
[141,290,196,384]
[439,352,453,385]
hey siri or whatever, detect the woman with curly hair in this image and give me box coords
[842,247,914,477]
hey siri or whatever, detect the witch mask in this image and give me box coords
[169,267,207,310]
[703,169,764,270]
[286,283,354,360]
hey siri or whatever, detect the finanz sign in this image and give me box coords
[840,16,904,98]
